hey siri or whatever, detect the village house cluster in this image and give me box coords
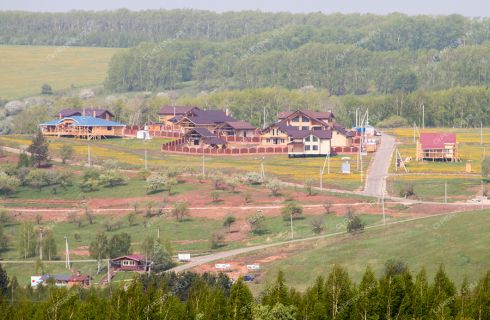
[39,105,360,157]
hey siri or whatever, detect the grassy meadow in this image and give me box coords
[386,128,489,201]
[0,45,121,99]
[247,209,490,292]
[0,135,368,190]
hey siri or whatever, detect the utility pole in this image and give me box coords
[107,259,111,284]
[382,192,386,226]
[39,228,43,261]
[444,181,448,204]
[64,236,70,270]
[87,143,91,167]
[290,213,294,239]
[481,121,483,145]
[157,226,160,239]
[144,149,148,170]
[202,146,205,177]
[320,168,323,192]
[260,157,265,179]
[422,104,425,129]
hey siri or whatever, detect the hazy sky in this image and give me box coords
[1,0,489,17]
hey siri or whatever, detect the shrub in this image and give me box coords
[172,202,189,222]
[223,215,236,232]
[304,179,315,196]
[266,178,282,197]
[41,84,53,95]
[244,191,252,203]
[310,217,325,234]
[247,211,267,235]
[323,201,334,214]
[399,183,416,198]
[210,232,226,249]
[211,190,222,202]
[0,172,20,197]
[245,172,263,185]
[346,209,365,234]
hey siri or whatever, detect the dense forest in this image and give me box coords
[0,262,489,319]
[2,9,490,127]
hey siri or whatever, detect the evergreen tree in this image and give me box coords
[355,265,381,320]
[0,264,8,297]
[412,268,430,319]
[262,270,291,307]
[429,265,457,319]
[27,130,49,168]
[457,277,474,319]
[17,152,30,168]
[472,271,490,320]
[379,260,413,320]
[228,277,254,320]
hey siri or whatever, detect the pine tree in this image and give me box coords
[27,129,49,167]
[229,277,254,320]
[472,271,490,320]
[379,260,413,320]
[429,265,457,319]
[262,270,291,307]
[0,264,8,297]
[355,265,380,320]
[412,268,430,319]
[299,276,325,319]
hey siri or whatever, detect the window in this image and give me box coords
[281,139,285,143]
[292,116,300,122]
[312,136,318,142]
[313,145,319,151]
[313,126,322,130]
[304,145,311,151]
[107,126,113,131]
[301,126,309,131]
[266,138,270,143]
[305,136,310,142]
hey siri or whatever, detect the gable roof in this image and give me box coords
[278,110,334,121]
[420,133,456,149]
[58,108,114,118]
[40,116,125,127]
[180,109,235,125]
[189,127,216,137]
[287,129,333,140]
[219,121,256,130]
[333,124,354,137]
[157,106,200,115]
[111,255,146,262]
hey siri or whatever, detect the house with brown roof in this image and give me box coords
[57,108,115,121]
[111,255,151,272]
[287,129,332,158]
[416,132,458,162]
[215,121,258,138]
[156,106,200,125]
[261,110,354,153]
[185,128,227,149]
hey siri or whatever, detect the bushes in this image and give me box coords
[281,201,303,221]
[310,217,325,234]
[0,172,19,197]
[399,183,416,198]
[376,115,409,128]
[210,232,226,249]
[346,209,365,234]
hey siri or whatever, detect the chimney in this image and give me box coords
[225,108,229,116]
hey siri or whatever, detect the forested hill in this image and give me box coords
[1,10,490,49]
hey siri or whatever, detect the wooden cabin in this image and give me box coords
[175,109,235,134]
[185,128,227,148]
[40,116,126,140]
[216,121,257,138]
[57,108,114,121]
[416,133,458,162]
[111,255,150,272]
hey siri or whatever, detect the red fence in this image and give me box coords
[161,144,288,156]
[332,146,359,154]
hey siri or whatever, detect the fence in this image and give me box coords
[161,144,288,156]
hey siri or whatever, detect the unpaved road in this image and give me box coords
[364,134,396,197]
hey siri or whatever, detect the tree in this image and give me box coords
[80,169,101,192]
[0,172,19,197]
[127,212,137,226]
[304,179,315,196]
[17,221,36,259]
[0,264,8,297]
[346,209,365,234]
[84,206,94,225]
[228,277,254,320]
[211,232,226,249]
[27,129,49,167]
[211,190,222,202]
[262,270,291,306]
[223,215,236,233]
[25,169,48,191]
[141,235,173,271]
[41,83,53,95]
[172,202,189,222]
[482,157,490,180]
[59,145,74,164]
[0,224,8,252]
[108,233,131,258]
[42,231,57,261]
[252,303,297,320]
[430,265,457,319]
[310,217,325,234]
[281,201,303,221]
[99,169,125,187]
[323,201,334,215]
[324,265,354,319]
[247,211,267,235]
[17,152,30,168]
[355,265,380,319]
[89,232,108,273]
[266,178,282,196]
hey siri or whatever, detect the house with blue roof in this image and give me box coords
[40,116,126,140]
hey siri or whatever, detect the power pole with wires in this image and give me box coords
[64,236,70,270]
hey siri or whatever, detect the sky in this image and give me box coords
[0,0,489,17]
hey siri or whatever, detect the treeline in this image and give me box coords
[0,262,489,319]
[2,10,490,50]
[105,38,490,95]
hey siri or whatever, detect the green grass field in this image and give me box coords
[0,45,121,99]
[247,209,490,292]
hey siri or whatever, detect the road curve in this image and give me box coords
[364,134,396,197]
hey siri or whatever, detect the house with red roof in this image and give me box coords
[416,132,458,162]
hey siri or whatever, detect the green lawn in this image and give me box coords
[0,45,121,99]
[247,209,490,292]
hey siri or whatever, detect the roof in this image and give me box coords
[40,116,125,127]
[183,109,235,125]
[333,124,354,137]
[420,133,456,149]
[57,108,114,118]
[278,110,334,120]
[203,136,227,145]
[111,255,145,262]
[157,106,200,115]
[41,274,71,282]
[189,127,216,137]
[220,121,256,130]
[287,129,333,140]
